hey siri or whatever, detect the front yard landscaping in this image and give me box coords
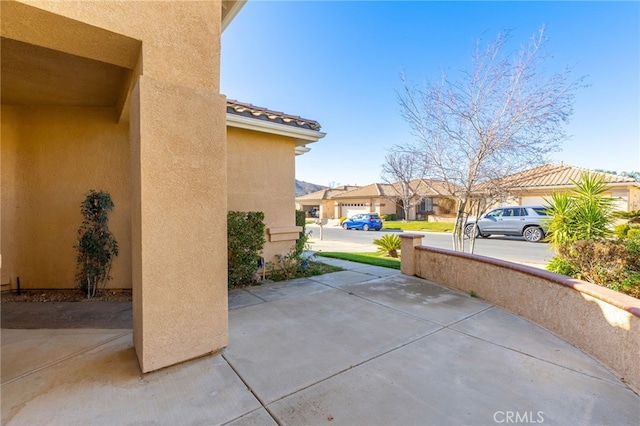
[382,221,454,232]
[316,252,401,269]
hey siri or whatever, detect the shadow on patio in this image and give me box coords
[2,258,639,425]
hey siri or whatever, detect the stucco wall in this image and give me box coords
[1,106,131,289]
[3,0,229,373]
[18,0,221,94]
[403,244,640,394]
[227,127,299,264]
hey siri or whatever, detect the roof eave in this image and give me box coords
[226,112,326,146]
[222,1,247,32]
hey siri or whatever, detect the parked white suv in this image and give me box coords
[464,206,550,242]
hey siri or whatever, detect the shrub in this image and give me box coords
[628,228,640,239]
[545,173,615,249]
[438,198,457,214]
[558,240,629,286]
[227,211,265,287]
[546,255,576,277]
[75,190,118,298]
[382,213,398,221]
[294,210,308,258]
[614,223,630,239]
[373,234,401,258]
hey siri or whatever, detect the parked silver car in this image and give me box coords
[464,206,550,242]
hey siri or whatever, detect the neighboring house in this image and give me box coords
[226,100,325,263]
[1,0,322,373]
[295,185,360,219]
[484,164,640,212]
[312,179,455,221]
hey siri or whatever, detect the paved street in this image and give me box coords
[307,224,554,267]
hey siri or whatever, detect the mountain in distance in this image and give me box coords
[295,179,326,197]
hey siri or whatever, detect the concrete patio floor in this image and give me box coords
[2,257,639,425]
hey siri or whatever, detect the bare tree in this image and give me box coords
[381,147,427,221]
[398,27,582,251]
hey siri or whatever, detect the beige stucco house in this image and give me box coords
[295,185,360,219]
[1,0,324,373]
[296,179,455,221]
[486,164,640,212]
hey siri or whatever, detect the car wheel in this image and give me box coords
[464,224,476,238]
[342,223,349,230]
[362,224,370,231]
[523,226,544,242]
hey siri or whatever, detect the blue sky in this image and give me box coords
[222,1,640,187]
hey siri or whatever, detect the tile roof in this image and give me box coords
[227,99,322,131]
[295,185,361,202]
[332,179,453,199]
[494,164,639,189]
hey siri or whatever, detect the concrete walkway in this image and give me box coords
[2,258,638,425]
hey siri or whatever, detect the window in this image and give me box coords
[420,197,434,212]
[486,209,503,218]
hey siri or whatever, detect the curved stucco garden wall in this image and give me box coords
[399,236,640,393]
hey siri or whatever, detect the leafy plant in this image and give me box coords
[75,190,119,298]
[613,210,640,224]
[227,211,265,287]
[546,255,577,277]
[373,234,401,258]
[545,173,615,249]
[614,223,630,239]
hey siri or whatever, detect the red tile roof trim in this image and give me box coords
[227,99,322,131]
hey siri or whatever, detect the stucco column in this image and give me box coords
[130,75,228,373]
[400,233,424,276]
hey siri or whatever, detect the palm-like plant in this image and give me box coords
[373,234,401,258]
[545,173,615,249]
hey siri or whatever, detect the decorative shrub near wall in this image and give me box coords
[75,190,119,298]
[294,209,308,257]
[227,211,265,287]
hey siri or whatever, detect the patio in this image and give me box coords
[2,258,638,425]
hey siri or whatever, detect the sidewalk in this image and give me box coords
[2,259,638,425]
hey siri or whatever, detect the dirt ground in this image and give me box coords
[1,289,132,303]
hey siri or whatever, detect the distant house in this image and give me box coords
[295,185,361,219]
[296,179,456,221]
[483,164,640,212]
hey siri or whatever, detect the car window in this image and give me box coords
[532,207,549,216]
[369,214,380,220]
[504,208,515,217]
[486,209,503,218]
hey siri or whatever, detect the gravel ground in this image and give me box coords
[1,289,132,303]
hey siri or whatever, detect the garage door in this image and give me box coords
[340,205,367,218]
[521,196,548,206]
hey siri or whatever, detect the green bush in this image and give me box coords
[614,223,630,239]
[373,234,401,258]
[75,190,119,298]
[628,228,640,239]
[546,255,577,277]
[382,213,398,221]
[545,173,615,249]
[227,211,265,287]
[294,210,308,258]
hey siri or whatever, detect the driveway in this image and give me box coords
[2,258,638,425]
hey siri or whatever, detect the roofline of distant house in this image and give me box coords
[504,181,640,191]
